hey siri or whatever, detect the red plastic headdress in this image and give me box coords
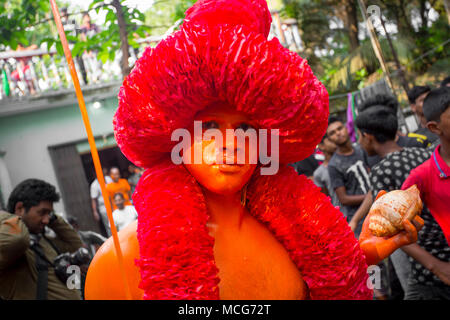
[114,0,329,168]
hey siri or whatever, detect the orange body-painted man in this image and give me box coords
[85,0,423,300]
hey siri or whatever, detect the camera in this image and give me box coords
[54,247,91,284]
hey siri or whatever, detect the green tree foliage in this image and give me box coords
[2,0,448,91]
[144,0,196,36]
[1,0,153,78]
[281,0,449,101]
[0,0,54,49]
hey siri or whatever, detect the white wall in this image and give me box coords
[0,96,119,215]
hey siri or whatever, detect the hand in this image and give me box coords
[359,213,424,266]
[388,216,425,247]
[431,261,450,286]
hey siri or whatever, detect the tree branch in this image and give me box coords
[19,2,111,31]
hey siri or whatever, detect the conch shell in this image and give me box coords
[368,185,423,237]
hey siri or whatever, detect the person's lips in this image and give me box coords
[210,153,246,173]
[216,164,243,173]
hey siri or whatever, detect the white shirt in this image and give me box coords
[90,176,113,208]
[111,205,138,231]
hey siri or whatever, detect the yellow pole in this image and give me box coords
[49,0,132,300]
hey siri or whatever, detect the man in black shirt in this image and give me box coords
[358,94,427,168]
[350,101,446,296]
[326,116,371,237]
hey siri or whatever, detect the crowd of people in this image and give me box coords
[90,165,143,237]
[291,77,450,299]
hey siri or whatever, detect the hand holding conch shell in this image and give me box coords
[368,185,423,237]
[359,185,425,266]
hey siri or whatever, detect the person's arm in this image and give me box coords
[349,191,373,231]
[48,214,83,253]
[90,183,101,222]
[350,166,393,231]
[313,168,329,196]
[401,166,424,193]
[401,243,450,285]
[401,166,450,285]
[91,198,100,222]
[0,213,30,272]
[328,164,365,206]
[359,212,424,266]
[334,186,366,206]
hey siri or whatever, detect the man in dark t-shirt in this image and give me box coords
[366,134,426,169]
[358,94,428,169]
[354,102,450,299]
[326,116,370,237]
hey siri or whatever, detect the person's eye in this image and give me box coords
[236,123,254,132]
[39,210,50,217]
[202,121,219,130]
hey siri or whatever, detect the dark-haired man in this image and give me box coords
[0,179,83,300]
[407,85,439,147]
[359,94,427,149]
[111,193,138,232]
[401,87,450,299]
[106,167,132,212]
[326,116,371,237]
[352,105,433,298]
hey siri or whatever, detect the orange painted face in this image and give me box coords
[183,103,258,195]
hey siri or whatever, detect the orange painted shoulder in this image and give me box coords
[84,221,144,300]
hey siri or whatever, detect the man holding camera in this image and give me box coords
[0,179,84,300]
